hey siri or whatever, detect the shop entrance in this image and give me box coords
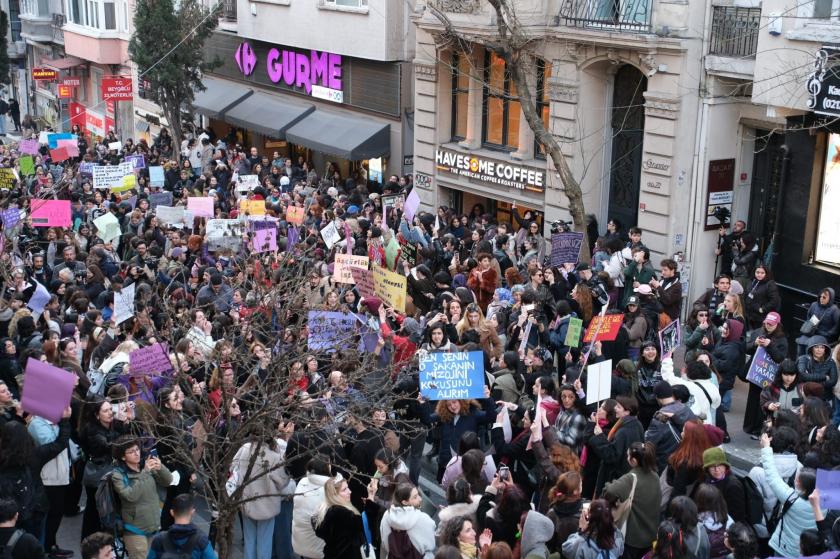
[747,130,786,256]
[607,65,647,230]
[453,190,543,232]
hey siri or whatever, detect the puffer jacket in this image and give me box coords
[292,472,331,559]
[379,505,436,559]
[713,319,745,391]
[232,440,295,521]
[562,528,624,558]
[112,461,172,534]
[761,447,820,557]
[796,336,838,399]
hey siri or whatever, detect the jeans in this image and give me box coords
[272,500,294,559]
[833,397,840,426]
[243,515,275,559]
[720,389,732,413]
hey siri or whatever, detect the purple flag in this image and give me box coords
[287,225,299,249]
[20,358,75,423]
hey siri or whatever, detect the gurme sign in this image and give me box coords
[435,148,546,192]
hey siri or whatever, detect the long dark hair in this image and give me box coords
[771,359,798,389]
[628,442,657,473]
[694,483,728,525]
[583,499,616,550]
[0,421,35,469]
[650,520,687,559]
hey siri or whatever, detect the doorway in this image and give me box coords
[747,130,786,256]
[607,65,647,231]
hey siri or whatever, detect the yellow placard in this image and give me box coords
[239,200,266,216]
[333,254,369,284]
[111,174,136,193]
[0,168,17,189]
[372,264,406,313]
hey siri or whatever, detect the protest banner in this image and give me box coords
[586,359,613,405]
[658,319,682,359]
[817,469,840,510]
[27,281,51,315]
[188,197,215,218]
[239,199,265,216]
[419,351,484,400]
[286,206,305,225]
[125,154,145,169]
[206,219,243,251]
[564,317,584,348]
[237,175,259,192]
[550,232,584,266]
[149,166,165,187]
[19,139,39,155]
[113,283,136,325]
[372,264,406,313]
[93,212,122,244]
[79,162,95,175]
[320,221,341,250]
[350,267,376,298]
[582,314,624,343]
[49,165,63,181]
[129,343,172,375]
[404,189,421,223]
[149,191,173,209]
[0,168,16,189]
[20,358,76,423]
[307,311,358,351]
[19,156,35,177]
[251,227,277,253]
[31,200,71,227]
[93,162,134,189]
[156,206,186,227]
[745,346,779,388]
[333,254,369,283]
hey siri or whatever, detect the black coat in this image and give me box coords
[744,279,781,328]
[313,505,365,559]
[588,415,645,495]
[419,398,495,469]
[713,339,746,391]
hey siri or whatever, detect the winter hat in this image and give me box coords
[401,317,423,344]
[653,381,674,400]
[347,205,360,216]
[763,312,781,326]
[703,424,726,447]
[575,263,591,272]
[729,280,744,296]
[702,447,730,470]
[210,274,223,286]
[534,347,553,363]
[626,295,640,307]
[280,176,290,186]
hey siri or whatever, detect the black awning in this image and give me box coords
[193,77,252,119]
[223,91,315,139]
[285,110,390,160]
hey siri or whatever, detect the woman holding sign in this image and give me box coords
[743,312,789,438]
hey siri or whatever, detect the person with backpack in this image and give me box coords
[701,448,747,525]
[379,482,435,559]
[109,435,172,559]
[0,498,45,559]
[147,494,217,559]
[747,426,801,543]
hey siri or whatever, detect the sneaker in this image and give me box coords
[723,434,731,444]
[48,546,74,558]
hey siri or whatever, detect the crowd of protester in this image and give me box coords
[0,125,839,559]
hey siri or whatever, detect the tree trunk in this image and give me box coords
[160,94,182,154]
[214,509,236,558]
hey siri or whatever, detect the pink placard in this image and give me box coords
[19,139,40,155]
[31,199,71,227]
[187,197,214,218]
[251,227,277,253]
[50,147,70,162]
[56,139,80,157]
[20,358,75,423]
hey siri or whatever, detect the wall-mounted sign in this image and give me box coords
[101,77,133,100]
[32,68,58,81]
[643,158,671,173]
[435,148,546,193]
[816,133,840,266]
[807,46,840,117]
[414,171,432,189]
[705,158,735,231]
[57,85,73,99]
[62,77,81,87]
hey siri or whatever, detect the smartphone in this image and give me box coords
[498,466,510,482]
[149,448,159,459]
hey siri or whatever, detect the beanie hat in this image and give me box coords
[703,424,726,447]
[653,381,674,400]
[702,447,730,470]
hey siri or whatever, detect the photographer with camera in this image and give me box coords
[714,213,744,278]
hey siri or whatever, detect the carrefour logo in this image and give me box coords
[232,40,343,97]
[235,42,257,76]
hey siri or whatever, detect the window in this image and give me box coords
[535,59,551,158]
[65,0,118,30]
[451,52,470,141]
[323,0,367,7]
[482,51,520,151]
[816,133,840,267]
[20,0,49,17]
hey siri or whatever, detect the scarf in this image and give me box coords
[581,418,611,467]
[607,417,624,441]
[459,541,477,559]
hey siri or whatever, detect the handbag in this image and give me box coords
[83,459,113,488]
[612,473,636,537]
[360,511,375,559]
[800,314,819,335]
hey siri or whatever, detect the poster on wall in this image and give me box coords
[817,134,840,266]
[705,159,735,230]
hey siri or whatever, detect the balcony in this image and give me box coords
[223,0,236,21]
[709,6,760,58]
[560,0,652,33]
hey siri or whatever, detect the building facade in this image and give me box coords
[195,0,416,181]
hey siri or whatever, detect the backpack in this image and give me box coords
[0,528,24,559]
[737,474,766,526]
[96,467,128,532]
[0,469,35,521]
[87,361,127,398]
[765,472,797,535]
[159,531,199,559]
[388,529,422,559]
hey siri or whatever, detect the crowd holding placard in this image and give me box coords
[0,125,840,559]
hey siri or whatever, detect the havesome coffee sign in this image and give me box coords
[435,148,546,192]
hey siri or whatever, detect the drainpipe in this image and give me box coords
[769,145,790,264]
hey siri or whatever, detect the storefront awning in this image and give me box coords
[41,56,84,70]
[285,111,391,160]
[193,77,253,119]
[222,91,314,139]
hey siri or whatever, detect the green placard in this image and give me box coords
[564,317,584,348]
[19,156,34,177]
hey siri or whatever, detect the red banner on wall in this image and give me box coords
[101,77,133,100]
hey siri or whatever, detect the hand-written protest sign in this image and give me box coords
[307,311,358,351]
[27,281,51,314]
[19,156,35,177]
[79,162,95,175]
[582,314,624,343]
[149,166,165,187]
[19,139,40,155]
[350,267,375,298]
[400,239,417,267]
[93,163,134,189]
[550,232,584,266]
[251,227,277,253]
[206,219,243,251]
[372,264,406,313]
[0,168,17,189]
[320,221,340,250]
[125,154,145,169]
[333,253,369,283]
[237,175,259,192]
[129,343,172,375]
[817,469,840,510]
[286,206,305,225]
[586,359,613,405]
[20,358,76,423]
[239,199,265,216]
[113,283,136,325]
[149,191,173,209]
[658,319,682,359]
[1,208,22,228]
[31,200,71,227]
[746,346,779,388]
[564,317,584,348]
[419,351,485,400]
[187,197,214,218]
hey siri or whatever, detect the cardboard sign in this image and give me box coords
[658,319,682,359]
[1,208,22,228]
[745,346,779,388]
[20,358,75,423]
[237,175,259,192]
[156,205,186,227]
[239,199,265,216]
[404,189,421,223]
[93,212,122,243]
[187,197,214,218]
[550,232,584,266]
[307,311,358,351]
[0,168,16,189]
[112,174,136,193]
[47,133,75,149]
[113,283,136,325]
[350,267,376,299]
[108,141,122,151]
[286,205,305,225]
[149,191,173,209]
[125,154,145,169]
[79,162,95,175]
[333,253,369,283]
[400,238,417,267]
[320,221,341,250]
[586,359,613,405]
[93,162,134,189]
[31,200,71,227]
[129,343,172,375]
[149,166,165,187]
[26,281,51,314]
[372,264,406,313]
[582,314,624,343]
[19,156,35,177]
[251,227,277,253]
[419,351,485,400]
[206,219,243,251]
[19,139,40,155]
[564,317,584,348]
[55,140,79,157]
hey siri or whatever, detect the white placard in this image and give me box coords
[236,175,259,192]
[92,162,134,189]
[320,221,341,250]
[113,283,136,325]
[156,205,185,227]
[586,359,612,405]
[108,141,122,151]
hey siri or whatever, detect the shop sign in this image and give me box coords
[705,158,735,231]
[234,40,343,100]
[435,147,545,192]
[57,85,73,99]
[32,68,58,81]
[101,77,133,100]
[404,155,414,167]
[807,46,840,117]
[86,109,106,138]
[62,78,81,87]
[414,171,432,189]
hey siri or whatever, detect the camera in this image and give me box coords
[550,220,571,234]
[712,206,730,226]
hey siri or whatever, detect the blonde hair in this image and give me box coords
[725,293,745,319]
[456,304,486,338]
[315,476,357,526]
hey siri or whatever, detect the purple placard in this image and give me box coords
[1,208,21,228]
[251,227,277,252]
[129,343,172,376]
[19,139,40,155]
[125,154,146,169]
[79,161,95,175]
[404,189,421,223]
[20,358,75,423]
[287,225,299,248]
